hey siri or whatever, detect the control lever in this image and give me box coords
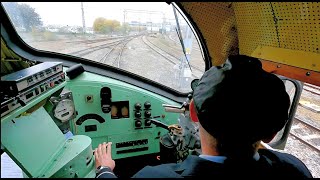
[162,102,188,113]
[149,119,169,130]
[149,119,183,134]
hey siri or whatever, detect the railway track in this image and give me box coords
[142,36,202,79]
[156,36,205,70]
[290,82,320,152]
[145,36,203,73]
[65,34,139,44]
[69,39,124,57]
[147,36,204,73]
[99,35,141,68]
[290,116,320,153]
[98,39,127,64]
[303,83,320,96]
[69,34,143,59]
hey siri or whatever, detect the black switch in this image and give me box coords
[144,101,151,109]
[144,111,151,118]
[135,111,141,118]
[135,120,142,127]
[145,120,151,126]
[134,103,142,110]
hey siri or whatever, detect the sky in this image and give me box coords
[18,2,182,27]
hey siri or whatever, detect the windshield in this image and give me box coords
[2,2,205,93]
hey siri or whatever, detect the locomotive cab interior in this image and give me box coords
[1,2,319,178]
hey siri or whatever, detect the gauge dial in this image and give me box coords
[54,99,75,122]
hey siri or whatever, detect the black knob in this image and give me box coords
[187,94,193,100]
[144,111,151,118]
[195,141,201,149]
[135,103,142,110]
[135,111,141,118]
[135,120,142,127]
[145,120,151,126]
[144,101,151,109]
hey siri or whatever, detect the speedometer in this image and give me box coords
[54,99,75,122]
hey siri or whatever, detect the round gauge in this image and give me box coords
[111,105,118,117]
[121,106,129,117]
[191,79,200,91]
[54,99,75,122]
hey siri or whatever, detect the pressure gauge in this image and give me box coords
[54,99,75,122]
[50,91,76,122]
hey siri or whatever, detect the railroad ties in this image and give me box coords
[290,83,320,154]
[290,117,320,153]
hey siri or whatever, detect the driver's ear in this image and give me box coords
[262,133,277,143]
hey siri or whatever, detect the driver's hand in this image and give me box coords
[94,142,115,171]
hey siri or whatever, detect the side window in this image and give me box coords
[268,78,303,149]
[2,2,205,93]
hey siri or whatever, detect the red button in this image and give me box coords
[50,82,55,87]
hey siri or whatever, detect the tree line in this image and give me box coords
[3,2,131,35]
[2,2,43,32]
[93,17,130,34]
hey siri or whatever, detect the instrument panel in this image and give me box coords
[64,72,181,160]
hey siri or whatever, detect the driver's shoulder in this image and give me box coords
[132,155,204,178]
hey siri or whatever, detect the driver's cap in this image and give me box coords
[192,55,290,143]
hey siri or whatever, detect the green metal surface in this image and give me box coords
[1,80,95,178]
[1,107,66,177]
[66,71,180,159]
[1,106,95,178]
[48,135,95,178]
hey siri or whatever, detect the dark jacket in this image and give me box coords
[96,149,312,178]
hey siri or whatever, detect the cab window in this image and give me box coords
[2,2,205,93]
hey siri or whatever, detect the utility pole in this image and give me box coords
[123,10,126,35]
[81,2,86,34]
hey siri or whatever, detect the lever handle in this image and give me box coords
[150,119,169,130]
[164,107,185,113]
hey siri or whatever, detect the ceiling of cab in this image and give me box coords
[180,2,320,75]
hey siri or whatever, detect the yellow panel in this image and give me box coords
[181,2,238,66]
[252,46,320,71]
[233,2,320,72]
[232,3,279,56]
[180,2,320,72]
[273,2,319,54]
